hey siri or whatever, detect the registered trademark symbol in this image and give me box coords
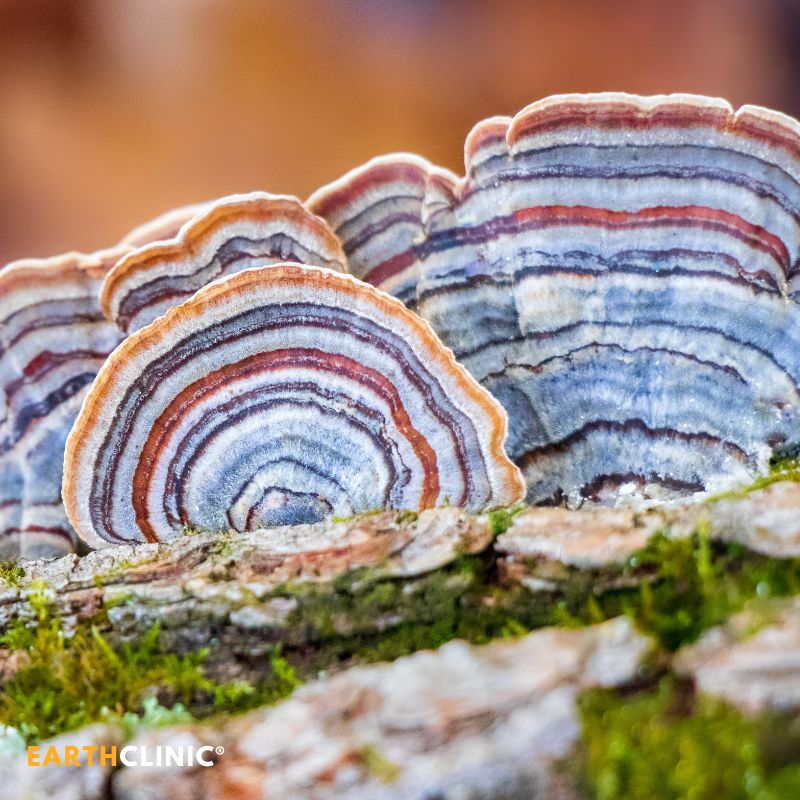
[215,746,225,755]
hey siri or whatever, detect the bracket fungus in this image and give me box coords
[0,248,127,559]
[63,264,524,547]
[102,192,348,334]
[309,93,800,504]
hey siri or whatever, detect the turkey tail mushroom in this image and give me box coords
[0,199,241,559]
[309,92,800,504]
[102,192,348,334]
[308,155,459,307]
[0,248,127,559]
[64,264,524,548]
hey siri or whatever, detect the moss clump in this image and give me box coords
[606,532,800,650]
[359,744,401,783]
[577,677,800,800]
[180,524,204,536]
[279,552,558,667]
[331,508,382,524]
[115,696,195,736]
[0,561,25,588]
[394,509,419,525]
[0,606,211,744]
[0,589,302,743]
[486,504,526,536]
[210,648,301,715]
[278,525,800,665]
[539,529,800,651]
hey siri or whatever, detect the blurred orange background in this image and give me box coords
[1,0,799,264]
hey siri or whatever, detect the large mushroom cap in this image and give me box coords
[103,192,348,334]
[309,92,800,504]
[0,248,126,559]
[64,263,523,548]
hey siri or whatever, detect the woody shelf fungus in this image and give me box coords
[309,93,800,505]
[0,248,127,558]
[64,264,524,547]
[102,192,348,334]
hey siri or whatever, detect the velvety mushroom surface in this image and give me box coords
[309,93,800,504]
[64,263,524,547]
[103,192,348,334]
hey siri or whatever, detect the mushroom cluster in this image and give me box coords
[4,91,800,557]
[103,192,348,334]
[64,264,523,547]
[309,93,800,505]
[0,249,125,558]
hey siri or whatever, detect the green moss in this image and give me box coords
[0,561,24,588]
[394,509,419,525]
[708,455,800,502]
[525,526,800,651]
[5,507,800,746]
[591,532,800,650]
[180,524,204,536]
[0,594,302,744]
[114,696,195,736]
[486,503,526,536]
[359,744,401,783]
[279,552,559,666]
[0,609,212,744]
[577,677,800,800]
[769,452,800,478]
[274,524,800,667]
[331,508,382,524]
[210,648,302,715]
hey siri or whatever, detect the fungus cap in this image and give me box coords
[103,192,348,334]
[64,263,524,547]
[308,92,800,503]
[0,247,126,558]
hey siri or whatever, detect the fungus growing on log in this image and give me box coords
[309,93,800,504]
[103,193,348,333]
[64,264,524,547]
[0,248,127,559]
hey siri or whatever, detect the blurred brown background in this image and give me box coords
[1,0,799,264]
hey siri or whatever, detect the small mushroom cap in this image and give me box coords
[309,93,800,503]
[308,154,459,307]
[0,247,127,559]
[103,192,348,334]
[64,263,524,548]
